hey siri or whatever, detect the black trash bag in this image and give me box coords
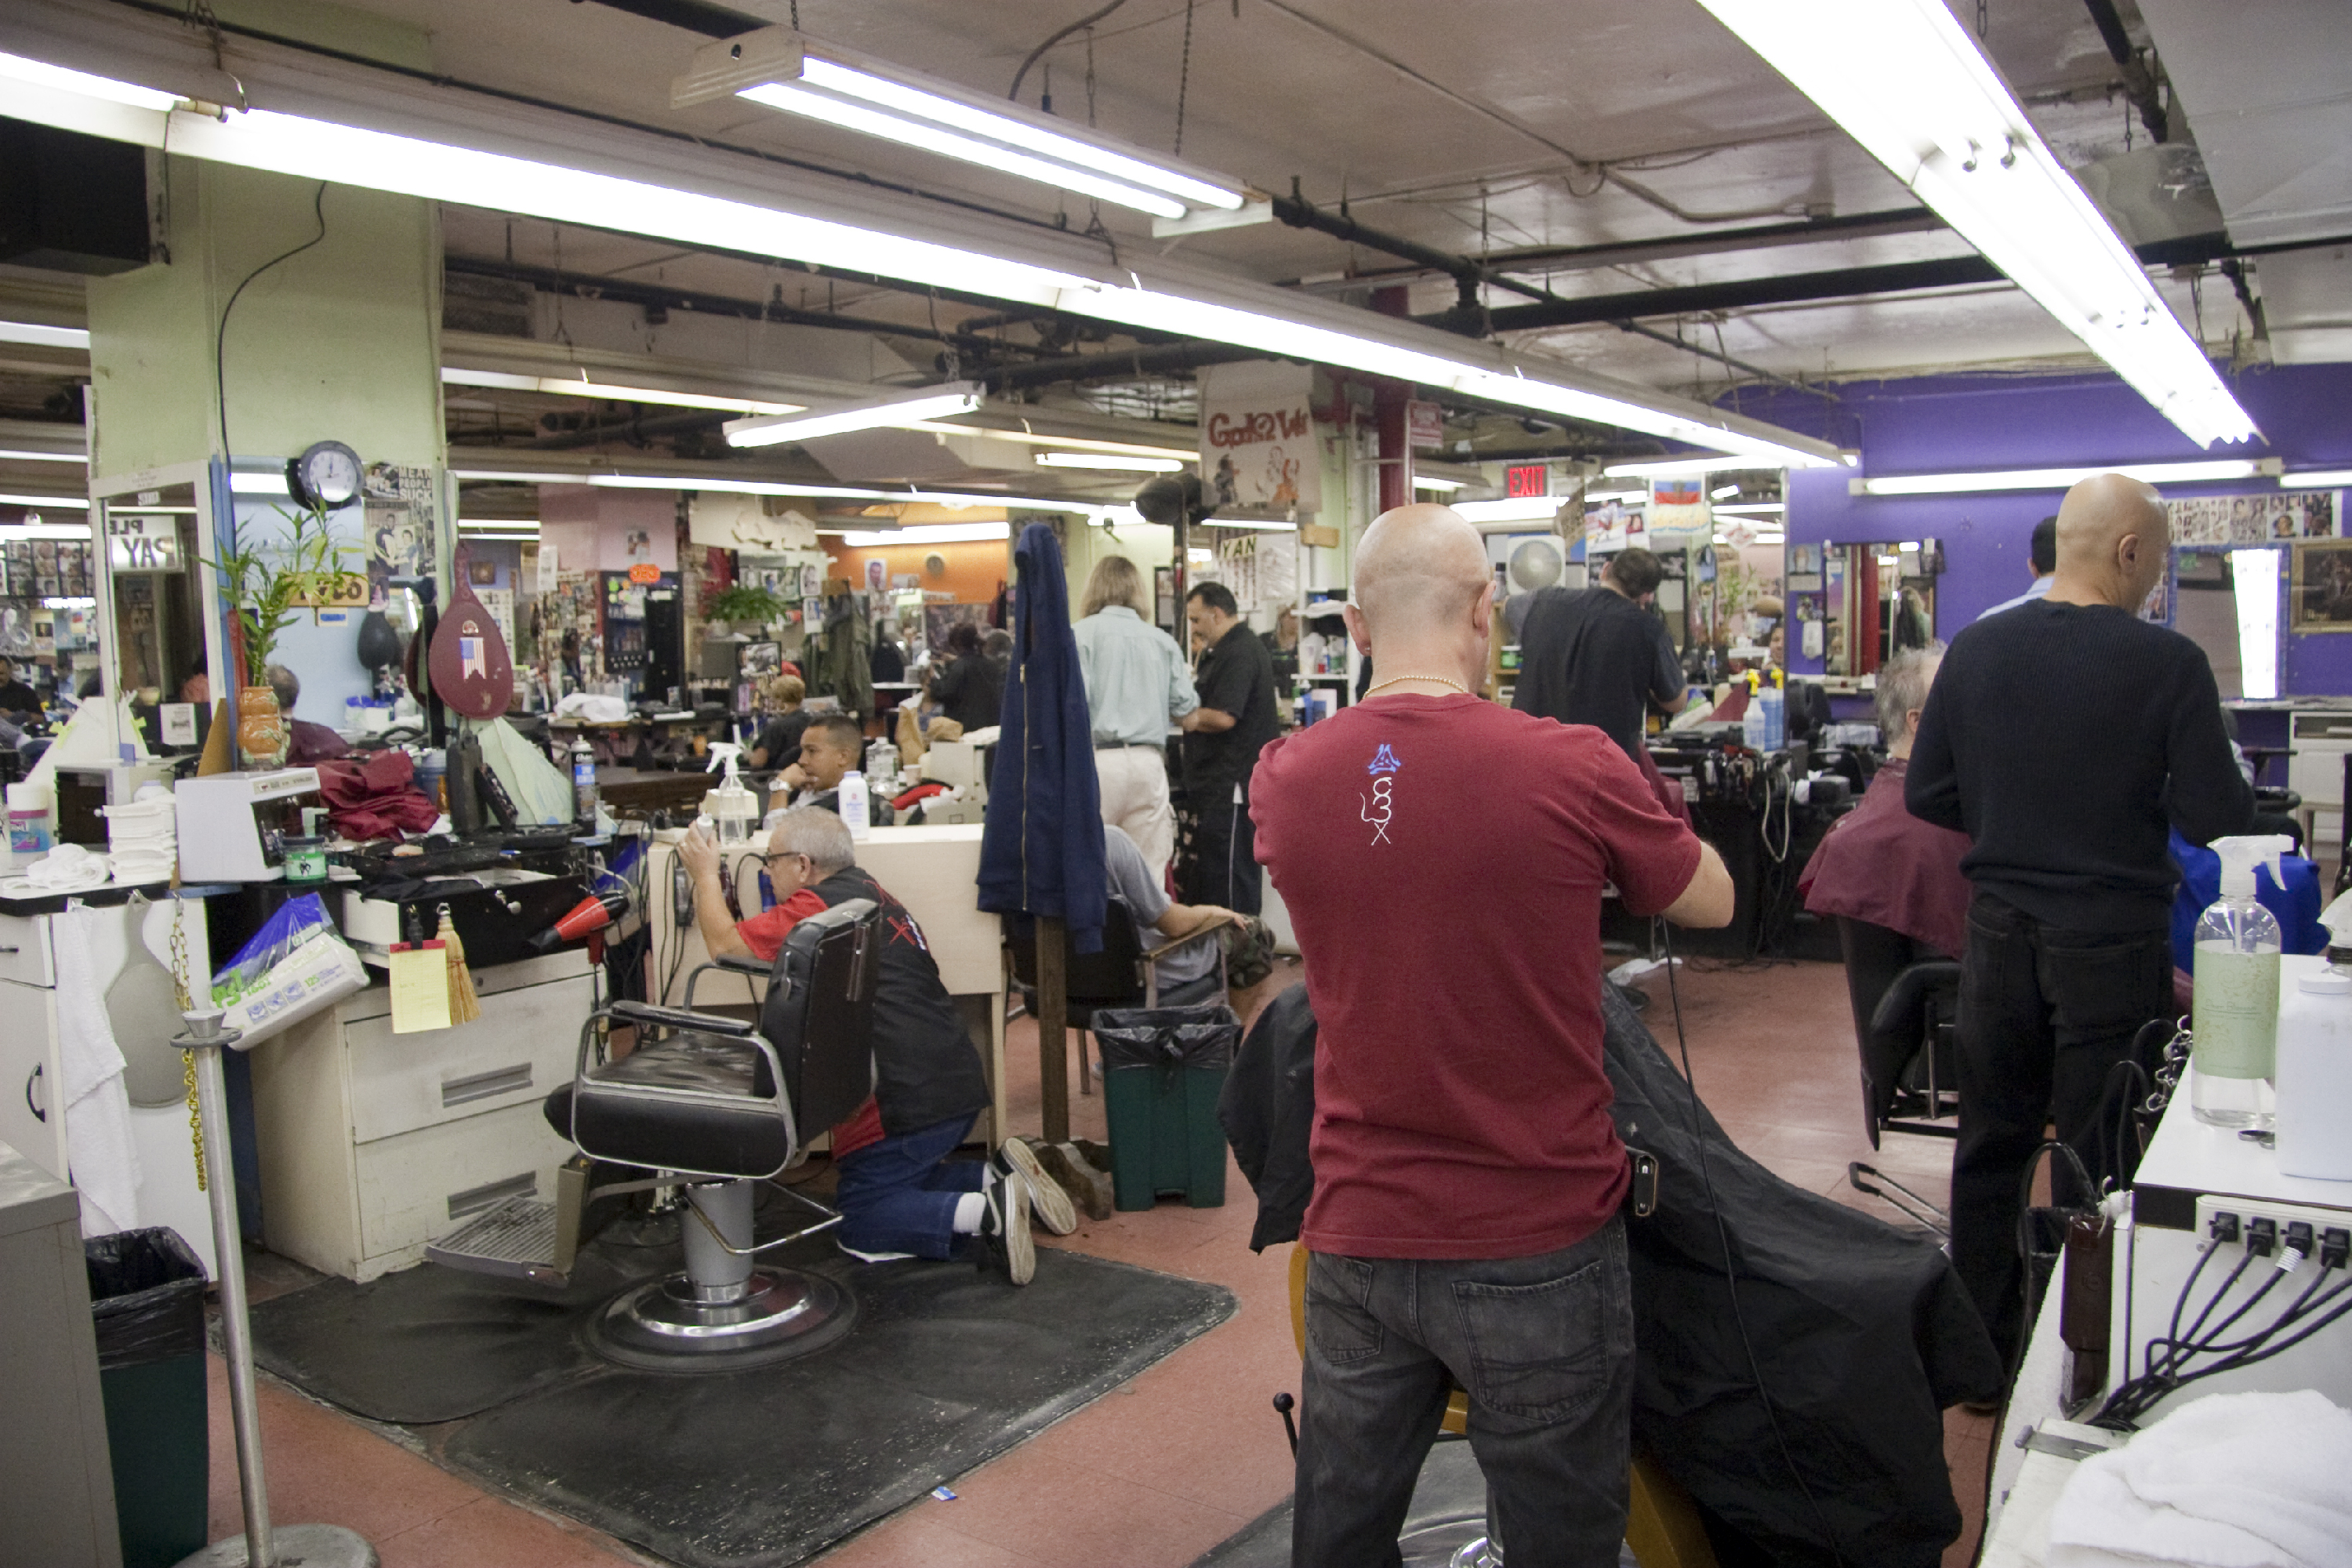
[1092,1004,1240,1070]
[85,1228,209,1370]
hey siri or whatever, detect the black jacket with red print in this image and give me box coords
[811,866,990,1136]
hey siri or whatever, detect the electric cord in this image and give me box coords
[214,181,328,466]
[2092,1232,2347,1428]
[1658,924,1849,1568]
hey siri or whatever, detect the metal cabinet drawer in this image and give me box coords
[0,913,53,989]
[350,1102,574,1279]
[0,981,64,1178]
[343,975,593,1145]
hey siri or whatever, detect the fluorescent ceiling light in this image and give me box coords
[1586,489,1648,504]
[1693,0,2256,448]
[726,383,982,448]
[0,448,85,464]
[1715,503,1788,516]
[1034,452,1183,474]
[1198,516,1298,532]
[440,368,802,416]
[678,30,1246,220]
[1413,477,1465,493]
[1453,496,1562,524]
[899,423,1197,461]
[458,466,1128,518]
[1606,456,1791,479]
[830,521,1011,546]
[0,319,91,350]
[1898,540,1922,551]
[0,521,94,539]
[0,49,1835,470]
[0,492,89,510]
[1855,459,2278,495]
[2282,470,2352,491]
[229,471,290,496]
[459,518,539,531]
[1711,483,1742,499]
[458,531,539,542]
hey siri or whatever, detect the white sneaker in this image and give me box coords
[982,1171,1035,1285]
[992,1138,1079,1236]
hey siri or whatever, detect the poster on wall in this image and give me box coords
[2292,540,2352,631]
[1198,361,1320,514]
[2167,491,2337,546]
[1645,477,1711,544]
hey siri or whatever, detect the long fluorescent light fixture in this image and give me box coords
[901,423,1197,462]
[1198,516,1299,532]
[1605,456,1788,479]
[2282,470,2352,491]
[0,320,90,350]
[2235,548,2281,702]
[0,48,1835,470]
[1413,477,1464,493]
[829,521,1011,546]
[1453,496,1563,524]
[726,383,981,449]
[676,29,1247,220]
[1693,0,2256,448]
[1711,483,1742,499]
[453,466,1132,519]
[441,368,802,417]
[0,492,89,510]
[1035,452,1182,474]
[459,517,540,532]
[0,521,93,539]
[0,448,86,464]
[1714,503,1787,516]
[1855,459,2278,495]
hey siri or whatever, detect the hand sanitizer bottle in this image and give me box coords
[2276,887,2352,1179]
[2190,833,2293,1128]
[838,768,870,841]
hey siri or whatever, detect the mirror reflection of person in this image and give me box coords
[264,665,353,766]
[0,655,41,719]
[749,673,810,771]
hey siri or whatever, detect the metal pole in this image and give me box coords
[191,1037,273,1568]
[1037,915,1070,1145]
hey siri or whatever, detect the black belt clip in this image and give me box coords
[1625,1146,1660,1219]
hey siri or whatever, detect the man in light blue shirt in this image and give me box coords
[1073,554,1197,880]
[1976,516,2057,621]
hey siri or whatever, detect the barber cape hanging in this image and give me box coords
[428,547,516,720]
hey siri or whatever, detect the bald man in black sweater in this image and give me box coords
[1908,474,2251,1365]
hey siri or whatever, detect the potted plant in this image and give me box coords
[706,582,789,633]
[210,502,360,768]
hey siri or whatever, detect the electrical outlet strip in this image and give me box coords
[2193,1194,2352,1272]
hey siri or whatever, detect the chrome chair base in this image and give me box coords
[586,1265,855,1373]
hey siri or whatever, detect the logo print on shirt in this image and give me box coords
[1361,744,1400,845]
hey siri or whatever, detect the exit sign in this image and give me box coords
[1505,463,1550,499]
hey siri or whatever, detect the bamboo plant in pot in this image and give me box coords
[212,502,360,768]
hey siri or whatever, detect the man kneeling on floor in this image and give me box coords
[677,806,1073,1283]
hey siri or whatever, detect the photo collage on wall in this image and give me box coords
[2166,491,2338,547]
[1,537,93,600]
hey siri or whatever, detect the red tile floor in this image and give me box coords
[199,957,1996,1567]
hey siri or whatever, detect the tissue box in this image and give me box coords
[215,931,369,1048]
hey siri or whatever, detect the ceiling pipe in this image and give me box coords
[982,341,1265,393]
[2080,0,2170,145]
[566,0,763,42]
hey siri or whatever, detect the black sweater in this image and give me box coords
[1907,599,2252,932]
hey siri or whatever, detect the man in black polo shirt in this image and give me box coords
[1908,473,2251,1364]
[1512,546,1686,766]
[1179,581,1279,914]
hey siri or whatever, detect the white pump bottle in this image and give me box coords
[2190,833,2293,1129]
[2276,887,2352,1179]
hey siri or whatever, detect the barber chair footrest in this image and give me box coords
[426,1196,569,1288]
[586,1265,857,1374]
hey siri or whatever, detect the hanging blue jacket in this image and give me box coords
[978,524,1108,954]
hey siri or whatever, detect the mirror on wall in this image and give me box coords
[1800,540,1944,677]
[91,480,211,757]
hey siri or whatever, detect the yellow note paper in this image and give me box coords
[389,941,453,1034]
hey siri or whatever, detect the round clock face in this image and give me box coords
[292,441,362,510]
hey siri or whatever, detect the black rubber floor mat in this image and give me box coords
[441,1241,1234,1568]
[247,1242,666,1425]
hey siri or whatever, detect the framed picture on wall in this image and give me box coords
[2292,540,2352,631]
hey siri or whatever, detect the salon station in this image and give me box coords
[4,4,2352,1568]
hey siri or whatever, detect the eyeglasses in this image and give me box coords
[761,850,811,873]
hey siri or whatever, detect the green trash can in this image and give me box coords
[85,1228,210,1568]
[1094,1004,1240,1211]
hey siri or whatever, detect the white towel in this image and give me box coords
[2047,1390,2352,1568]
[53,905,142,1236]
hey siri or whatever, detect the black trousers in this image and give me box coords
[1180,775,1261,915]
[1953,893,2173,1365]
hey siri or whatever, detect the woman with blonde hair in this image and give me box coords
[750,672,810,771]
[1073,552,1197,880]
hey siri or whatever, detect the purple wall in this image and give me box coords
[1723,365,2352,694]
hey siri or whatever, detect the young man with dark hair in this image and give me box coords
[1512,546,1688,767]
[1977,516,2060,620]
[1180,580,1279,913]
[779,713,867,813]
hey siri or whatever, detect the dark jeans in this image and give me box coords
[1294,1218,1633,1568]
[1954,894,2172,1363]
[1181,775,1261,915]
[833,1112,984,1260]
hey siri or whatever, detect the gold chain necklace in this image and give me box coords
[1360,673,1473,699]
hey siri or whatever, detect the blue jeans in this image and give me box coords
[1294,1217,1633,1568]
[833,1113,985,1260]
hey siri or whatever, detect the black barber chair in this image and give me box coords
[1006,896,1232,1094]
[429,898,881,1371]
[1835,916,1960,1234]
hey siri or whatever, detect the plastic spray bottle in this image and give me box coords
[703,742,757,844]
[2275,887,2352,1179]
[2190,833,2294,1128]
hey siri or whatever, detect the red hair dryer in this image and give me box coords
[528,888,630,961]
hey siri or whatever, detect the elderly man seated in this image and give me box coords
[1101,822,1240,1006]
[676,806,1072,1283]
[1799,644,1972,960]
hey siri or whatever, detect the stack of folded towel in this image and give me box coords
[99,784,176,884]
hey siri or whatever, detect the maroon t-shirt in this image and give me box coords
[1251,694,1703,1260]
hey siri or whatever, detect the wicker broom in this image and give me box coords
[436,906,482,1025]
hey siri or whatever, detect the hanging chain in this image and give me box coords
[169,898,206,1193]
[1976,0,1987,39]
[1173,0,1196,156]
[790,0,800,29]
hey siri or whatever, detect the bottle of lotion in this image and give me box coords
[2276,888,2352,1180]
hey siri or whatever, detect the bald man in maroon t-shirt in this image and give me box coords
[1253,503,1732,1566]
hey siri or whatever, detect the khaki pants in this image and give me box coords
[1094,746,1174,882]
